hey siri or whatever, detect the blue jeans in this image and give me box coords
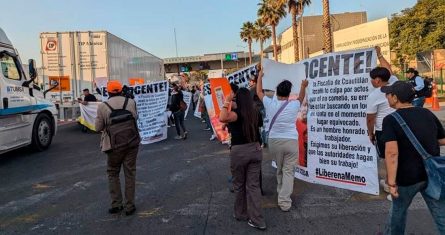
[385,181,445,235]
[412,97,425,107]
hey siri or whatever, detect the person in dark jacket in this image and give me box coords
[170,83,187,140]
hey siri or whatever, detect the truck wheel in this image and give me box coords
[32,113,53,151]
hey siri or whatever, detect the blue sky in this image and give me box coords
[1,0,416,66]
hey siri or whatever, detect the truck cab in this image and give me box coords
[0,28,57,154]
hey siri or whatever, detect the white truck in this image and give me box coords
[0,28,57,154]
[40,31,165,105]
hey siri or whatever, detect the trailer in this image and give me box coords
[40,31,165,105]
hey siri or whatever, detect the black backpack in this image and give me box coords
[411,77,433,98]
[104,98,141,150]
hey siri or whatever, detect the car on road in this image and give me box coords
[0,28,58,154]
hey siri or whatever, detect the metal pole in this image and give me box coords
[244,53,247,67]
[174,28,178,57]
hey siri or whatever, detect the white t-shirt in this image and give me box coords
[263,95,300,139]
[388,75,398,85]
[366,87,395,131]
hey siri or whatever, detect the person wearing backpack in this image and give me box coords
[406,68,428,107]
[95,80,140,216]
[380,81,445,234]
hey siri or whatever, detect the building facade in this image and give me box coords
[268,12,367,64]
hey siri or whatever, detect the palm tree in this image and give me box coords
[322,0,332,53]
[254,19,272,59]
[273,0,312,62]
[240,21,256,64]
[258,0,286,61]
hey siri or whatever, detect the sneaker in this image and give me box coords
[201,120,206,123]
[203,127,211,131]
[174,136,183,140]
[210,135,216,141]
[183,132,188,140]
[247,220,266,230]
[279,207,290,212]
[125,207,136,216]
[387,194,392,201]
[380,179,390,193]
[108,206,123,214]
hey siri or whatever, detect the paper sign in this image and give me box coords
[262,58,305,94]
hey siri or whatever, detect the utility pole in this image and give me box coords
[174,28,180,75]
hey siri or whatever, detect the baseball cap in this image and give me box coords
[381,81,416,103]
[107,80,123,94]
[405,68,417,73]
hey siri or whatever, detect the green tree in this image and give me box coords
[254,19,272,59]
[390,0,445,65]
[258,0,287,61]
[240,21,256,65]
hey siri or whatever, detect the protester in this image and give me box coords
[405,68,426,107]
[256,69,308,212]
[380,81,445,234]
[367,47,397,199]
[191,86,198,112]
[95,80,140,216]
[78,88,97,104]
[170,83,188,139]
[219,88,266,231]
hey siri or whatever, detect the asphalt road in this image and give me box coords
[0,114,440,235]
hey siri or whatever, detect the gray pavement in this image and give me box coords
[0,110,442,235]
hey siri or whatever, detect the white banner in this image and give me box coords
[305,48,379,195]
[94,77,108,101]
[132,80,169,144]
[78,102,100,131]
[182,91,192,119]
[194,96,202,118]
[226,63,258,88]
[262,58,305,94]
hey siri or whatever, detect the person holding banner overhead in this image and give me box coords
[256,68,308,212]
[220,88,266,231]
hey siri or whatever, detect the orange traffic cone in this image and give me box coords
[431,82,440,111]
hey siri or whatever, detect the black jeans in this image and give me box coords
[174,110,187,136]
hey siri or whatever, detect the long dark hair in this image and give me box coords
[235,88,258,143]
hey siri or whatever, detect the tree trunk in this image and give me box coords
[248,39,252,65]
[291,6,299,62]
[260,40,264,59]
[272,25,278,61]
[322,0,332,53]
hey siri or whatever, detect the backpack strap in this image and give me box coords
[122,97,129,110]
[390,112,433,160]
[268,100,290,133]
[104,102,114,112]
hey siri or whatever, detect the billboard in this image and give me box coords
[333,18,390,62]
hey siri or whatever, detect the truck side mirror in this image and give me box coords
[28,59,37,80]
